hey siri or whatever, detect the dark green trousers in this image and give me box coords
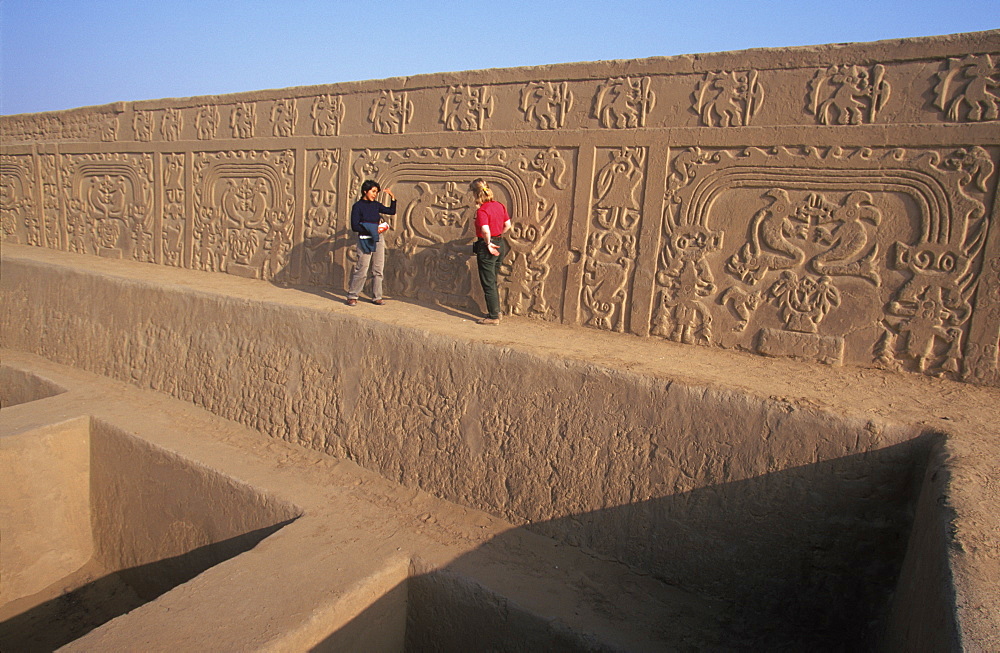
[476,237,509,319]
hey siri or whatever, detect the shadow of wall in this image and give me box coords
[317,437,939,652]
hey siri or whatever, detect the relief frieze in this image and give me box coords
[441,85,494,131]
[807,64,891,125]
[520,81,573,129]
[59,152,154,261]
[663,145,995,378]
[196,105,221,140]
[162,153,186,267]
[583,146,646,332]
[230,102,257,139]
[934,54,1000,122]
[192,149,295,280]
[370,90,414,134]
[351,146,574,316]
[302,149,340,286]
[693,70,765,127]
[161,108,183,141]
[134,110,155,142]
[311,95,346,136]
[41,154,61,250]
[0,154,37,246]
[592,77,655,128]
[270,99,298,137]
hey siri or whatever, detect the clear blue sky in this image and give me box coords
[1,0,996,116]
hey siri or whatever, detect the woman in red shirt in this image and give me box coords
[471,178,511,325]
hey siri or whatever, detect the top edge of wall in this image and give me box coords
[3,29,998,118]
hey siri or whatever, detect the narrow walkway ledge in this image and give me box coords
[2,244,999,650]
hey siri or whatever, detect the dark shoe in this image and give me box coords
[372,298,385,305]
[346,298,358,306]
[477,317,500,325]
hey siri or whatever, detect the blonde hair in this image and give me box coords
[471,178,494,204]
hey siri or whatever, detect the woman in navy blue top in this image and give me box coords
[347,180,395,305]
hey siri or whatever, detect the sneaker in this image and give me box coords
[372,298,385,305]
[477,317,500,325]
[346,298,358,306]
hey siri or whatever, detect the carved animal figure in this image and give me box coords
[811,191,882,285]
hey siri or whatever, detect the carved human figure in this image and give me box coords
[134,111,154,142]
[230,102,256,139]
[520,81,573,129]
[693,70,764,127]
[196,105,220,140]
[652,224,721,344]
[161,108,183,141]
[311,95,346,136]
[582,231,634,332]
[270,99,298,137]
[442,85,493,131]
[592,77,655,128]
[935,54,1000,122]
[808,64,890,125]
[370,90,413,134]
[594,147,644,230]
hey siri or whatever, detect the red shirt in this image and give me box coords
[475,200,509,237]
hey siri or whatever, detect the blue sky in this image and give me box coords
[1,0,996,116]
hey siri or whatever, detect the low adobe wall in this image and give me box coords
[0,247,949,647]
[2,31,999,386]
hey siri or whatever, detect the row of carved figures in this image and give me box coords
[3,53,997,143]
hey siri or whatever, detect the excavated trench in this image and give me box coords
[1,363,940,651]
[0,369,301,651]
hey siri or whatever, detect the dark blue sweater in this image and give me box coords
[350,198,396,234]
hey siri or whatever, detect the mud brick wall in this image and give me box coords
[3,30,999,386]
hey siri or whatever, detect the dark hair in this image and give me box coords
[360,180,380,198]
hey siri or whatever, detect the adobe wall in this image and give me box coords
[2,30,999,389]
[0,249,940,644]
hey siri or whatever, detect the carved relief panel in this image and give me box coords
[302,149,341,286]
[162,153,186,267]
[441,85,494,131]
[661,145,996,380]
[40,154,61,250]
[230,102,257,139]
[592,77,655,128]
[1,154,38,246]
[192,150,295,280]
[311,95,346,136]
[581,146,647,333]
[934,54,1000,122]
[270,99,298,137]
[520,81,573,129]
[59,152,154,261]
[161,108,183,141]
[350,147,574,315]
[369,91,414,134]
[693,70,765,127]
[807,65,891,125]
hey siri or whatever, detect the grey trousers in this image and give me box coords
[347,238,385,300]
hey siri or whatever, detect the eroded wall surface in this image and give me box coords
[2,31,999,385]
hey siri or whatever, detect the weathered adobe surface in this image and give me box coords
[2,30,999,389]
[2,244,998,650]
